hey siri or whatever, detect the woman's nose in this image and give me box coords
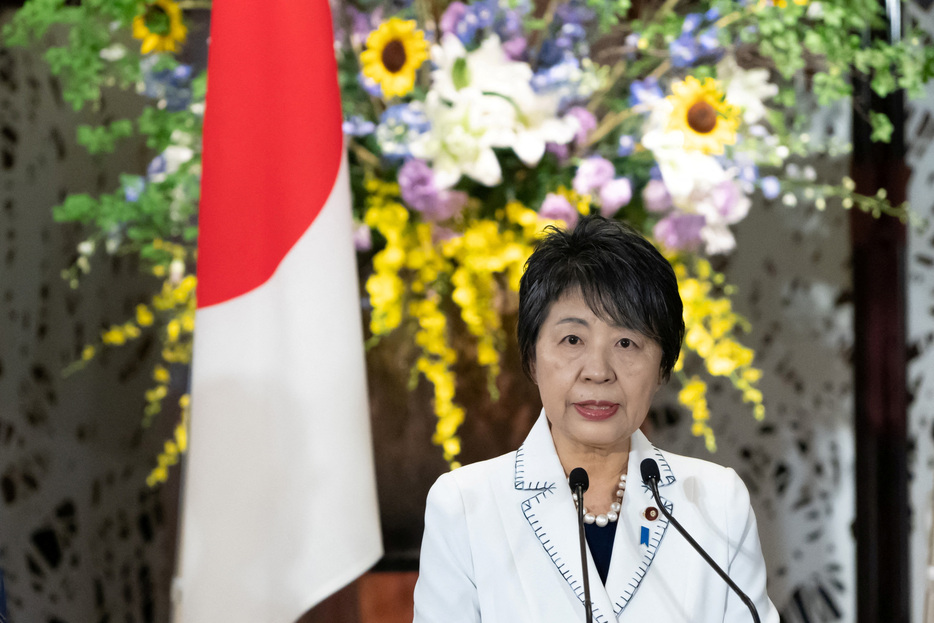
[581,347,615,383]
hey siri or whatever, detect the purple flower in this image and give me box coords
[642,179,672,213]
[349,6,385,45]
[440,2,468,35]
[761,176,781,200]
[502,37,528,60]
[539,193,579,228]
[554,2,595,25]
[653,214,706,251]
[573,156,615,195]
[566,106,597,146]
[617,135,635,157]
[710,180,749,223]
[599,178,632,217]
[546,142,570,162]
[630,78,663,106]
[398,159,467,221]
[353,223,372,252]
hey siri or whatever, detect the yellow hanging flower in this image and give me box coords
[132,0,188,55]
[667,76,740,155]
[360,18,429,99]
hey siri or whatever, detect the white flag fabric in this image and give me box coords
[171,1,382,621]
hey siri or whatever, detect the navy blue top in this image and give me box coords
[584,521,617,584]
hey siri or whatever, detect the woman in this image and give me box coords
[413,215,779,622]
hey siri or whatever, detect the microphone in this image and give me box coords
[640,459,761,623]
[568,468,593,623]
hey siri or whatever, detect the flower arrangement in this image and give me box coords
[336,0,929,463]
[4,0,931,478]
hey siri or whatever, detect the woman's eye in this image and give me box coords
[564,335,581,345]
[618,338,632,348]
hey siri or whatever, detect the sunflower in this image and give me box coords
[132,0,188,55]
[667,76,741,155]
[360,18,429,99]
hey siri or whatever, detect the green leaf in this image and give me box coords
[869,111,893,143]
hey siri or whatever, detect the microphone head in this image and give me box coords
[640,458,661,484]
[568,467,589,492]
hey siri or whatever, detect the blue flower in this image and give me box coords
[670,34,699,68]
[140,57,193,112]
[377,104,430,160]
[358,72,383,98]
[682,13,703,34]
[343,115,376,137]
[630,77,663,106]
[698,28,721,54]
[705,7,721,21]
[761,176,781,199]
[123,176,146,202]
[617,135,636,157]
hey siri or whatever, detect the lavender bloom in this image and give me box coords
[343,115,376,137]
[761,176,781,200]
[705,7,721,21]
[642,179,672,213]
[566,106,597,146]
[502,37,528,60]
[630,78,663,106]
[398,159,467,221]
[539,193,579,228]
[710,180,749,223]
[554,2,595,25]
[653,213,706,251]
[617,135,635,157]
[599,178,632,217]
[440,1,468,35]
[348,6,385,45]
[546,142,570,162]
[573,156,615,195]
[353,222,372,252]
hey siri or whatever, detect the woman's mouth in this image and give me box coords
[574,401,619,421]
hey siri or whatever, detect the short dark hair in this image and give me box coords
[517,215,684,381]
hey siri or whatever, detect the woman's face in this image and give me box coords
[533,290,663,457]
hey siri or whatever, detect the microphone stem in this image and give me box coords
[648,480,761,623]
[575,484,593,623]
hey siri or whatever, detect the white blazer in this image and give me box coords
[413,412,780,623]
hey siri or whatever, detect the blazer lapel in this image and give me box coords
[603,430,676,617]
[514,413,618,623]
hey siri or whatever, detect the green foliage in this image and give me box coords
[76,119,135,154]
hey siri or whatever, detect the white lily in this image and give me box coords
[717,56,779,125]
[410,90,513,188]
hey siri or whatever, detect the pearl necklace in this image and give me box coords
[572,473,627,527]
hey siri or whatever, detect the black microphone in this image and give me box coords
[640,459,761,623]
[568,467,593,623]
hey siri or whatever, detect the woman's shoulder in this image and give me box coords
[428,450,519,499]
